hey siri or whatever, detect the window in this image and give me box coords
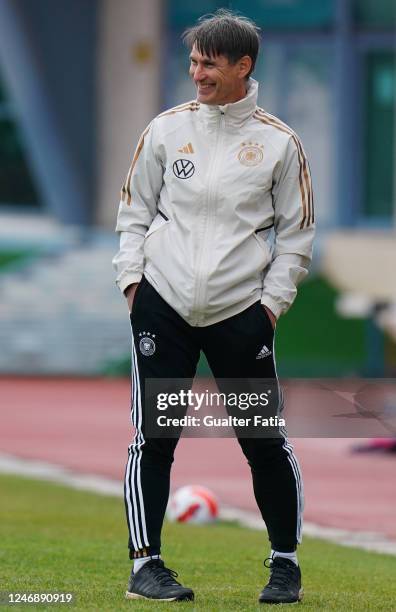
[233,0,335,30]
[363,52,395,218]
[0,77,39,207]
[354,0,396,28]
[167,0,335,31]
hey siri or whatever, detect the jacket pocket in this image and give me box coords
[144,211,171,267]
[145,210,170,239]
[253,231,271,265]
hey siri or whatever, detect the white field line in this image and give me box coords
[1,453,395,556]
[220,507,396,556]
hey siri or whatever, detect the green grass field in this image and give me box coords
[1,474,395,611]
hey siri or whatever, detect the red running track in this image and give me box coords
[0,377,395,539]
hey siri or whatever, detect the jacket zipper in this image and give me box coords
[192,112,225,324]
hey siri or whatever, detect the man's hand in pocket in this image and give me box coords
[263,305,277,329]
[125,283,139,313]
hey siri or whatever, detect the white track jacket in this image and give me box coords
[113,79,315,326]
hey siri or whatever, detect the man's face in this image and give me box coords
[189,45,250,105]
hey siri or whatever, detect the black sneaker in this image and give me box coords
[259,557,303,604]
[125,559,194,602]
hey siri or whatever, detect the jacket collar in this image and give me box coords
[197,78,258,130]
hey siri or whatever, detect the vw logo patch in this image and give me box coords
[173,159,195,179]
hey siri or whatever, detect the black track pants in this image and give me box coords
[125,276,303,558]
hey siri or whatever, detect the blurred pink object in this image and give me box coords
[352,438,396,453]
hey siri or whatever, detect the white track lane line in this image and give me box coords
[0,452,395,556]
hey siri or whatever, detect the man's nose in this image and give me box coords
[193,65,206,82]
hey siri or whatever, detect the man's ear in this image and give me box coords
[238,55,252,79]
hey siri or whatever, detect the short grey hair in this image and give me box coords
[183,9,261,78]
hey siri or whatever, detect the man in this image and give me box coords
[113,9,314,605]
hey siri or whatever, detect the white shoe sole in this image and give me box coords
[126,591,192,602]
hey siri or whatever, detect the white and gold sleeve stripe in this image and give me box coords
[120,102,200,206]
[253,109,314,229]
